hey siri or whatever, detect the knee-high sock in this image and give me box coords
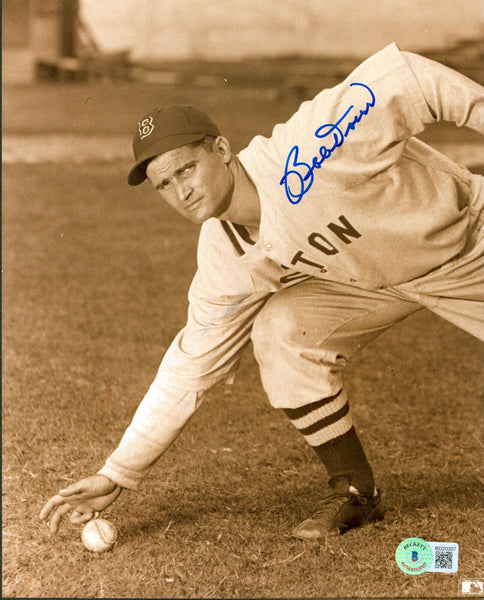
[283,389,375,496]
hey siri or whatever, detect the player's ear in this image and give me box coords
[215,136,232,164]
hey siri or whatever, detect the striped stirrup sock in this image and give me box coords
[283,389,375,496]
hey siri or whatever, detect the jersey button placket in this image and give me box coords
[264,243,273,253]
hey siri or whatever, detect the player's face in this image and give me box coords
[146,138,234,224]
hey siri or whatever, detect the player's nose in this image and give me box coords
[174,180,192,203]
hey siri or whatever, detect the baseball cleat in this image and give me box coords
[291,489,384,539]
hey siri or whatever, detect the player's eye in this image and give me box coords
[181,164,195,177]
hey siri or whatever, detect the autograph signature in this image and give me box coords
[280,82,376,204]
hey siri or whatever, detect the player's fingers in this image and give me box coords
[39,502,53,521]
[39,494,69,521]
[48,503,72,533]
[70,510,97,525]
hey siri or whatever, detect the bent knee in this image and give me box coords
[251,293,309,356]
[251,288,337,356]
[251,289,347,409]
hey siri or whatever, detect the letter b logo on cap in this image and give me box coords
[139,116,154,139]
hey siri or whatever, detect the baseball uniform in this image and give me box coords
[98,43,484,491]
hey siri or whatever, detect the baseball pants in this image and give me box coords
[250,178,484,454]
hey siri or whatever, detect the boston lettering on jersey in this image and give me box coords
[290,215,361,273]
[279,265,311,284]
[221,216,361,281]
[280,82,376,205]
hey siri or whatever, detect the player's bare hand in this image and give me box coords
[39,474,122,533]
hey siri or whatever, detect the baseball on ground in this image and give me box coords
[81,518,117,553]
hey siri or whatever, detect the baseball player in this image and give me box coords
[40,43,484,540]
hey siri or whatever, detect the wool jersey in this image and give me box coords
[238,42,483,290]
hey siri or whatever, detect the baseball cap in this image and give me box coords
[127,105,221,186]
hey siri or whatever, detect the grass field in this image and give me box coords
[2,70,484,599]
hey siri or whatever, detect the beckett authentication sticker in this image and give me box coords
[395,538,434,575]
[396,539,459,575]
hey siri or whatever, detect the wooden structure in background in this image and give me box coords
[2,0,131,84]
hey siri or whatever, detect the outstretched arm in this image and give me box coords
[40,220,271,532]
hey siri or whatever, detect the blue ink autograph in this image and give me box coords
[280,82,376,204]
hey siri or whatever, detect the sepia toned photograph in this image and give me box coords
[3,1,484,598]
